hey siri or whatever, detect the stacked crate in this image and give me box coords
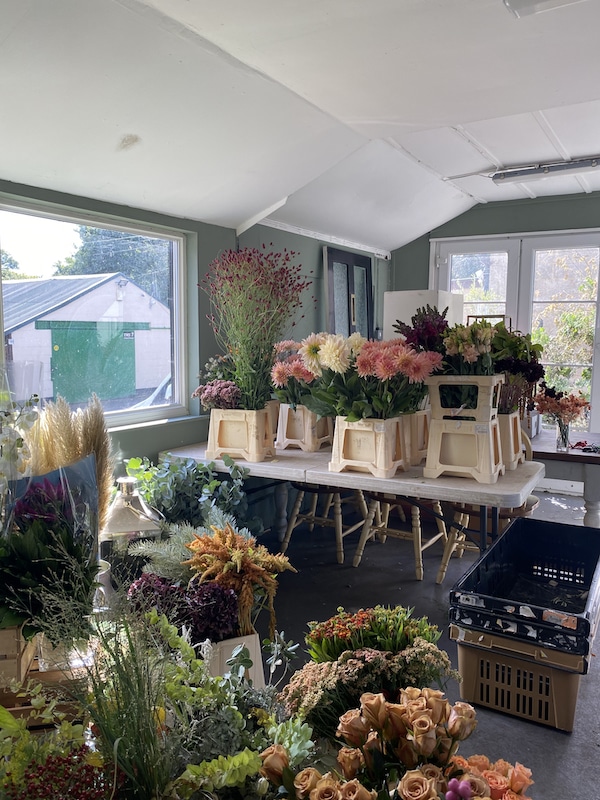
[449,517,600,731]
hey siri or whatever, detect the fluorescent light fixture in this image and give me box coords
[491,156,600,184]
[504,0,588,16]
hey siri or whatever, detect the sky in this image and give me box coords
[0,209,80,278]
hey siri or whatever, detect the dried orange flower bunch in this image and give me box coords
[185,523,296,637]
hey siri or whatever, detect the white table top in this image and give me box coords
[165,443,545,509]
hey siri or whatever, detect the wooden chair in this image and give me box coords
[435,494,540,584]
[279,483,368,564]
[352,492,448,579]
[435,429,537,584]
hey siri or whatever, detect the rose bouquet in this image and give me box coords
[262,687,534,800]
[298,332,442,421]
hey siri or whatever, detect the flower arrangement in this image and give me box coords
[534,380,590,448]
[298,333,442,421]
[192,379,242,410]
[184,522,297,637]
[201,246,312,410]
[265,687,533,800]
[534,381,590,425]
[127,572,240,643]
[304,605,441,662]
[442,319,496,376]
[393,304,450,354]
[271,340,317,408]
[278,643,459,742]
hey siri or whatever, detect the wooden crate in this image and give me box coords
[0,626,37,685]
[329,416,408,479]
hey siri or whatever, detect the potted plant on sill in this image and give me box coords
[198,246,312,462]
[298,332,443,478]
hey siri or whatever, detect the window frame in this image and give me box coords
[0,197,189,428]
[431,230,600,430]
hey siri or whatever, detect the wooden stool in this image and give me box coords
[353,492,447,579]
[279,483,368,564]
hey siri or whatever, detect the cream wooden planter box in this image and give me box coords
[329,416,408,479]
[0,626,37,684]
[275,403,333,452]
[424,375,505,484]
[498,410,525,471]
[405,408,430,466]
[207,633,265,688]
[206,408,276,463]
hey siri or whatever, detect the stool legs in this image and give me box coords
[280,489,304,554]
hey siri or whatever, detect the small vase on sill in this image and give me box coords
[556,420,570,452]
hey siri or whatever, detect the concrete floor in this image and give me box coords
[259,490,599,800]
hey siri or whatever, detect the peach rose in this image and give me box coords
[259,744,289,786]
[467,754,491,774]
[360,692,388,731]
[339,779,377,800]
[394,739,420,770]
[361,730,382,772]
[386,702,409,738]
[447,702,478,740]
[397,769,438,800]
[501,791,522,800]
[295,767,323,798]
[434,732,456,762]
[337,709,371,747]
[446,755,470,774]
[491,759,511,777]
[405,697,428,722]
[408,713,437,757]
[419,763,445,794]
[482,769,510,799]
[462,773,491,798]
[400,687,424,703]
[310,776,343,800]
[337,747,364,780]
[509,763,534,794]
[422,688,451,725]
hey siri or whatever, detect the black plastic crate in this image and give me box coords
[449,517,600,655]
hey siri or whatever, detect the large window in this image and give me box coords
[0,205,187,425]
[432,233,600,430]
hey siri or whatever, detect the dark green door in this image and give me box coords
[47,322,137,403]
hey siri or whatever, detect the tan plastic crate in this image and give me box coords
[452,626,581,731]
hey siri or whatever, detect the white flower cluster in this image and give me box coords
[0,393,39,491]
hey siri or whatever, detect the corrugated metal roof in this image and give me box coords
[2,274,119,333]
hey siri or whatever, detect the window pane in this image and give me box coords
[531,247,597,401]
[450,252,508,323]
[333,261,349,335]
[353,265,368,336]
[0,209,178,416]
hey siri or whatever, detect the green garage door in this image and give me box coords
[37,321,149,403]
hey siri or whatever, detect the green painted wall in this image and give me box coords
[239,225,392,336]
[391,191,600,288]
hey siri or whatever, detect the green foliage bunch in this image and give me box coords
[125,453,254,530]
[304,605,441,663]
